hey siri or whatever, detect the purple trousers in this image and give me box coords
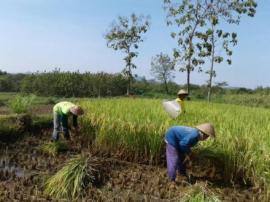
[166,143,186,181]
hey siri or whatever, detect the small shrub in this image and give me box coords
[9,94,36,114]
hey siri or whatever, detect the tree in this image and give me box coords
[0,70,7,75]
[164,0,209,94]
[198,0,257,101]
[150,53,175,94]
[197,24,237,102]
[164,0,257,98]
[105,13,150,95]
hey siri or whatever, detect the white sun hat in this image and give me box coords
[195,123,216,138]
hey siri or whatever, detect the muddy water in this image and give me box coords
[0,130,265,201]
[0,157,24,179]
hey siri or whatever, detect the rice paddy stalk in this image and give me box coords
[79,98,270,195]
[40,141,68,157]
[44,155,100,199]
[182,185,220,202]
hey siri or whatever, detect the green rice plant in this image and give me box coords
[0,100,5,107]
[0,114,31,142]
[40,141,68,157]
[213,94,270,109]
[182,185,220,202]
[44,155,99,199]
[9,94,36,114]
[79,98,270,196]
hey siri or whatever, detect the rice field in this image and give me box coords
[1,95,269,200]
[80,98,270,191]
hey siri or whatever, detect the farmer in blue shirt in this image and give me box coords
[165,123,215,181]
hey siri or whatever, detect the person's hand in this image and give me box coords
[183,155,190,165]
[188,152,196,161]
[70,127,79,135]
[183,153,194,166]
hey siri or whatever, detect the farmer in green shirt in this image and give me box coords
[51,101,84,141]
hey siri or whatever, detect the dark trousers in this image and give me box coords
[51,113,70,141]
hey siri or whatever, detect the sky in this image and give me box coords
[0,0,269,88]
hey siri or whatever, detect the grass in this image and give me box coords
[8,94,36,114]
[212,94,270,108]
[182,185,220,202]
[40,141,68,157]
[79,98,270,193]
[0,114,31,142]
[0,92,16,103]
[44,155,100,199]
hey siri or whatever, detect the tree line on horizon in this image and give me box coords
[0,70,269,99]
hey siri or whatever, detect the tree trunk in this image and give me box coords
[98,86,101,98]
[126,65,131,96]
[208,28,215,102]
[164,79,169,94]
[186,21,199,95]
[186,55,191,94]
[187,69,190,94]
[126,83,130,96]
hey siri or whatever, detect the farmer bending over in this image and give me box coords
[165,123,215,181]
[175,89,188,113]
[51,101,84,142]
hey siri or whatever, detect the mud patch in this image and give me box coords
[0,131,265,201]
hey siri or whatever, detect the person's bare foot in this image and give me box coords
[176,175,190,186]
[168,181,177,189]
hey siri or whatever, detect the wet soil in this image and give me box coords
[0,130,264,201]
[31,104,53,115]
[0,106,11,115]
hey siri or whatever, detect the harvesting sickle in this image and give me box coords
[51,101,84,142]
[164,123,215,182]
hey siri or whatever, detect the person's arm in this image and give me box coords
[73,115,78,128]
[178,135,196,154]
[61,114,69,137]
[179,134,198,158]
[178,141,191,154]
[180,101,186,113]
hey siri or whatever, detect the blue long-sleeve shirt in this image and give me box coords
[165,126,199,154]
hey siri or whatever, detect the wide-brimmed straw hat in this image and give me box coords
[195,123,215,138]
[70,106,84,116]
[177,89,188,95]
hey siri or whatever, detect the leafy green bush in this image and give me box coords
[9,94,36,113]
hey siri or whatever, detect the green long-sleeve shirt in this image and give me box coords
[53,101,78,128]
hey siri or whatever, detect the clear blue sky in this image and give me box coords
[0,0,269,88]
